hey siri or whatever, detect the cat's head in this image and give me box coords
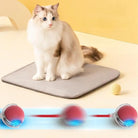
[33,3,59,30]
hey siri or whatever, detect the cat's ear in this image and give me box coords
[34,4,44,14]
[51,3,59,11]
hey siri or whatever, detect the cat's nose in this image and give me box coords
[49,24,53,27]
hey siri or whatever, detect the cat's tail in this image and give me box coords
[81,45,103,63]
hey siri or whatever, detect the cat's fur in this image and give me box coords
[27,3,103,81]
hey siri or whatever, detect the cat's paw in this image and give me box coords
[61,73,71,80]
[32,74,45,81]
[46,74,56,81]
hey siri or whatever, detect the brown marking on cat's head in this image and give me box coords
[33,5,44,17]
[51,3,59,10]
[34,4,45,14]
[32,3,59,29]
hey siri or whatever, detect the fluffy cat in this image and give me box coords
[27,3,103,81]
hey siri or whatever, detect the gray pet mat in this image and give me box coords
[2,63,120,99]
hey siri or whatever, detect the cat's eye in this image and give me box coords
[43,17,47,21]
[52,17,56,21]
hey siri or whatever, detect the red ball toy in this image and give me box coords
[113,104,138,127]
[61,105,86,126]
[1,104,24,127]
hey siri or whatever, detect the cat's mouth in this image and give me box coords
[48,26,54,29]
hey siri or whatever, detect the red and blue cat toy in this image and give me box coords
[0,104,24,127]
[0,103,137,128]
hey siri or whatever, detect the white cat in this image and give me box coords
[27,3,102,81]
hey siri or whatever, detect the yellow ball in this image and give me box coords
[112,84,121,95]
